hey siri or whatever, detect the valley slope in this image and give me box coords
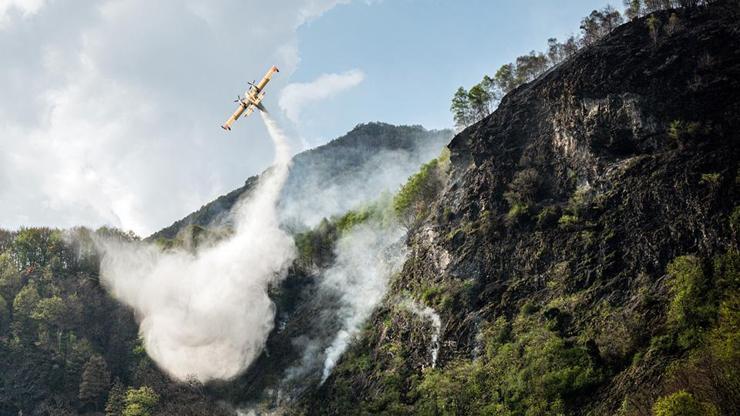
[295,3,740,415]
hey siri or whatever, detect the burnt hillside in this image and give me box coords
[302,3,739,415]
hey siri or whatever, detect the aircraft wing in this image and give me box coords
[222,103,254,131]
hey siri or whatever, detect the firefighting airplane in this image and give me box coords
[221,65,279,131]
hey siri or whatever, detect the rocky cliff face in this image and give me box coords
[300,3,739,415]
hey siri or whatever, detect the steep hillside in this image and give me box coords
[151,123,451,240]
[1,3,738,416]
[0,123,450,416]
[299,3,740,415]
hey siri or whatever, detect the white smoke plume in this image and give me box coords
[402,298,442,368]
[277,127,452,229]
[320,220,407,382]
[97,112,295,382]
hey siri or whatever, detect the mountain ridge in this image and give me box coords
[150,122,452,240]
[0,2,738,415]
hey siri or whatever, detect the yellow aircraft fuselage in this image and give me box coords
[222,65,279,131]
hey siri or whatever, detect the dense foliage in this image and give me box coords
[393,149,450,227]
[0,227,231,415]
[413,312,604,416]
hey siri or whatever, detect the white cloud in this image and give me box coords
[0,0,352,235]
[98,112,296,382]
[278,69,365,124]
[0,0,47,25]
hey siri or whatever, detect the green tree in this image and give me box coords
[450,87,473,130]
[581,7,623,45]
[547,37,568,65]
[624,0,642,19]
[32,294,82,356]
[0,294,9,335]
[105,380,126,416]
[32,295,66,346]
[515,51,548,83]
[653,390,719,416]
[11,227,65,268]
[647,14,661,44]
[493,63,518,95]
[123,386,159,416]
[80,354,112,409]
[560,36,580,59]
[12,283,40,340]
[666,255,716,348]
[0,252,23,302]
[393,158,444,226]
[480,74,499,105]
[600,5,624,33]
[581,9,605,45]
[666,12,681,35]
[643,0,673,13]
[467,83,492,121]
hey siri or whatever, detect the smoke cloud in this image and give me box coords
[277,126,452,229]
[402,298,441,368]
[319,220,407,381]
[97,112,295,382]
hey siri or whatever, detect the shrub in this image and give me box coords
[503,168,542,207]
[394,158,444,225]
[666,256,716,349]
[123,386,159,416]
[730,206,740,232]
[505,203,529,225]
[521,301,539,316]
[536,206,559,228]
[657,251,739,415]
[667,120,701,141]
[647,15,661,44]
[712,250,739,293]
[665,13,681,35]
[567,185,591,217]
[420,285,444,306]
[558,214,579,228]
[414,311,603,415]
[649,334,677,354]
[653,390,718,416]
[336,210,371,234]
[699,173,720,186]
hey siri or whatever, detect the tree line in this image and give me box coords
[0,227,232,416]
[450,0,719,130]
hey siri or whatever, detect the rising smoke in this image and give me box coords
[239,217,408,412]
[277,125,452,229]
[319,220,407,381]
[402,298,442,368]
[97,112,295,382]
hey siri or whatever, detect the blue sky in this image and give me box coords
[290,0,612,143]
[0,0,616,234]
